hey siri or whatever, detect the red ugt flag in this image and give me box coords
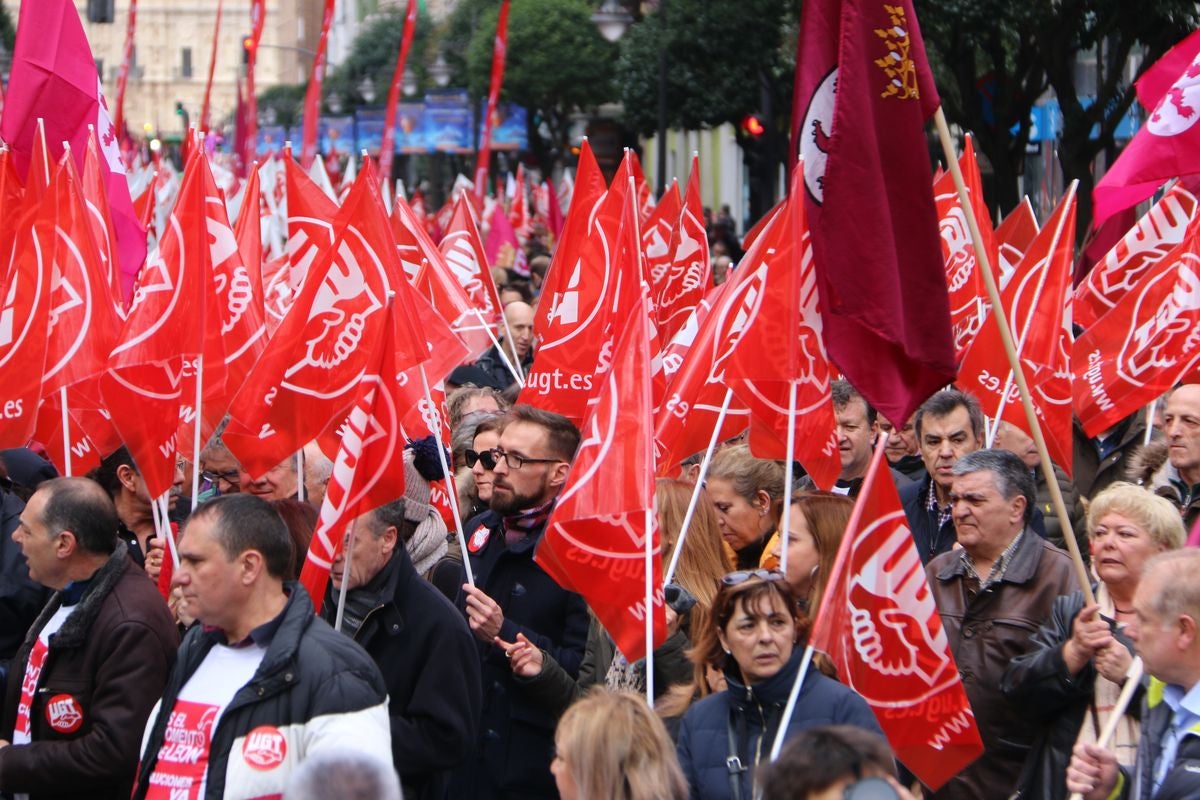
[809,444,983,790]
[795,0,955,427]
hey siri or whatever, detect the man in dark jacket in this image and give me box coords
[133,494,391,800]
[472,301,536,390]
[1073,410,1149,501]
[1127,384,1200,532]
[1067,549,1200,800]
[0,477,179,800]
[0,480,47,687]
[453,404,590,799]
[322,499,481,800]
[928,450,1078,800]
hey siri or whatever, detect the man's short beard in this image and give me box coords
[489,486,545,515]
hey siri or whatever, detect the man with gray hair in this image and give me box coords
[284,748,403,800]
[1067,548,1200,799]
[927,449,1078,800]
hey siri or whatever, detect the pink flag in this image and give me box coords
[1,0,147,305]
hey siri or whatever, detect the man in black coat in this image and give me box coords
[452,404,590,799]
[322,499,481,800]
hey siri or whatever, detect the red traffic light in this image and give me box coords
[741,114,765,137]
[243,36,256,51]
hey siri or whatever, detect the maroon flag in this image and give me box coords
[1093,32,1200,224]
[379,0,418,183]
[537,305,666,663]
[474,0,510,200]
[300,0,336,169]
[794,0,955,427]
[1,0,146,306]
[809,443,984,789]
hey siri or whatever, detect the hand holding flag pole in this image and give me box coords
[932,108,1095,607]
[1065,656,1144,800]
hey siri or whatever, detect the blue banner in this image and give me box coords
[479,101,528,151]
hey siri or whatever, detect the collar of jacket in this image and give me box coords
[934,525,1043,586]
[190,583,315,680]
[22,545,130,652]
[724,647,808,710]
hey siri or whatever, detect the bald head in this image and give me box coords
[503,301,535,360]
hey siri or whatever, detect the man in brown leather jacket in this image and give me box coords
[0,477,179,800]
[927,449,1078,800]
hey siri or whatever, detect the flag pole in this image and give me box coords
[644,504,655,707]
[498,306,525,383]
[779,380,798,577]
[334,517,357,633]
[156,494,181,569]
[191,352,204,512]
[60,388,72,477]
[418,362,475,586]
[1065,656,1144,800]
[296,449,306,502]
[663,387,734,585]
[933,108,1095,606]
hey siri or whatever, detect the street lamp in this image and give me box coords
[328,92,344,114]
[358,75,377,105]
[593,0,668,193]
[429,53,452,88]
[402,71,418,98]
[591,0,632,43]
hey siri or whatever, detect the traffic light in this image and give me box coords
[243,36,256,65]
[175,101,190,133]
[86,0,114,23]
[740,114,766,139]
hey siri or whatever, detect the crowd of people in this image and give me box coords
[0,242,1199,800]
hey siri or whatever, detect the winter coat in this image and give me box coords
[0,488,48,669]
[451,509,590,799]
[927,532,1079,800]
[1127,440,1200,531]
[132,585,391,800]
[0,546,178,800]
[676,649,882,800]
[321,546,481,800]
[1073,412,1148,501]
[1034,463,1089,563]
[1000,588,1139,800]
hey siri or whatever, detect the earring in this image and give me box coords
[724,648,731,655]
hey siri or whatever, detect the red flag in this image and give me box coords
[933,135,996,360]
[226,161,428,480]
[1074,182,1199,328]
[300,301,407,614]
[300,0,336,169]
[439,192,505,332]
[723,168,841,490]
[537,307,665,662]
[0,150,25,286]
[656,157,711,343]
[510,163,531,241]
[286,148,338,289]
[33,392,102,476]
[0,172,56,448]
[642,179,681,290]
[959,185,1078,474]
[82,128,131,315]
[234,162,266,318]
[244,0,266,173]
[629,151,655,224]
[1073,223,1200,437]
[0,0,146,305]
[100,151,213,497]
[43,152,122,395]
[378,0,418,183]
[474,0,510,201]
[1093,35,1200,224]
[809,444,984,790]
[795,0,954,427]
[994,197,1038,285]
[199,0,224,133]
[112,0,137,138]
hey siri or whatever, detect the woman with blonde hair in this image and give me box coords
[706,444,786,569]
[552,689,687,800]
[1002,482,1187,800]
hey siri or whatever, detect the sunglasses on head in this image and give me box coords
[721,569,786,586]
[464,448,499,471]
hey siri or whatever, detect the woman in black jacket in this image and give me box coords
[1002,483,1186,800]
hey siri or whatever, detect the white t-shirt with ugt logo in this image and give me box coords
[13,603,76,800]
[142,644,266,800]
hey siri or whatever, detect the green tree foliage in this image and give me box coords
[257,84,308,128]
[0,2,13,53]
[462,0,619,168]
[324,6,436,114]
[918,0,1200,232]
[613,0,794,215]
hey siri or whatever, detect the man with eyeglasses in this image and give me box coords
[196,438,242,502]
[450,404,589,800]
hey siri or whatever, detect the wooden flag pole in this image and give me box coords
[933,108,1095,606]
[1066,656,1144,800]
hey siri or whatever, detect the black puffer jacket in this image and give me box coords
[133,585,391,800]
[0,488,48,673]
[1000,589,1139,800]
